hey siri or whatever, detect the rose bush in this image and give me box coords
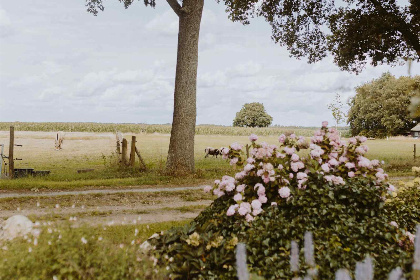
[149,123,419,279]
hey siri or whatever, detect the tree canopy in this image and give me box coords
[87,0,419,73]
[347,73,420,138]
[233,102,273,127]
[224,0,420,72]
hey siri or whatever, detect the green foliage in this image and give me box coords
[150,181,418,279]
[408,89,420,118]
[233,103,273,128]
[223,0,419,72]
[348,73,420,138]
[385,179,420,232]
[149,127,419,279]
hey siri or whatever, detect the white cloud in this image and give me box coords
[227,61,263,78]
[0,6,12,37]
[1,0,420,125]
[145,10,178,36]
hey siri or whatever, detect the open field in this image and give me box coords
[0,122,350,136]
[0,130,419,190]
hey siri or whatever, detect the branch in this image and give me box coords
[368,0,420,58]
[166,0,181,17]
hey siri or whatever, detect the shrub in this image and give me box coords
[149,122,418,279]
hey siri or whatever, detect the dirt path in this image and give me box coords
[0,185,204,199]
[0,184,212,226]
[0,200,213,226]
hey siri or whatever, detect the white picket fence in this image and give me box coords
[236,225,420,280]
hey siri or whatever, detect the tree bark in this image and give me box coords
[165,0,204,175]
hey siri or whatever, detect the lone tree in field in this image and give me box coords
[327,93,346,130]
[86,0,419,175]
[348,73,420,138]
[233,102,273,128]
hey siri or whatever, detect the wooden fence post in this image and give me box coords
[116,132,122,155]
[130,136,136,167]
[121,138,128,165]
[9,126,14,179]
[116,139,121,155]
[245,144,250,159]
[415,144,417,160]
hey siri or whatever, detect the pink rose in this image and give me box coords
[322,121,328,127]
[245,214,254,222]
[258,195,267,203]
[297,172,307,180]
[251,199,262,210]
[279,187,291,198]
[249,134,258,142]
[321,163,330,173]
[291,154,300,162]
[256,185,265,196]
[236,184,246,192]
[278,134,286,143]
[227,205,237,216]
[284,147,295,155]
[230,142,243,151]
[225,182,236,192]
[359,136,367,143]
[233,193,243,201]
[246,157,255,164]
[328,158,339,166]
[345,162,355,169]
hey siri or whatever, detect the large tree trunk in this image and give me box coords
[165,0,204,175]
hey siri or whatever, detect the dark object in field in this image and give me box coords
[13,168,34,178]
[205,147,221,158]
[33,170,51,177]
[14,169,51,178]
[77,169,95,174]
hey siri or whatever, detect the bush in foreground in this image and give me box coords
[149,123,419,279]
[0,223,174,280]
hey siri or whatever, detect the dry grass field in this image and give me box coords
[0,130,418,191]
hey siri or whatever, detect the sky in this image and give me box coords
[0,0,419,127]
